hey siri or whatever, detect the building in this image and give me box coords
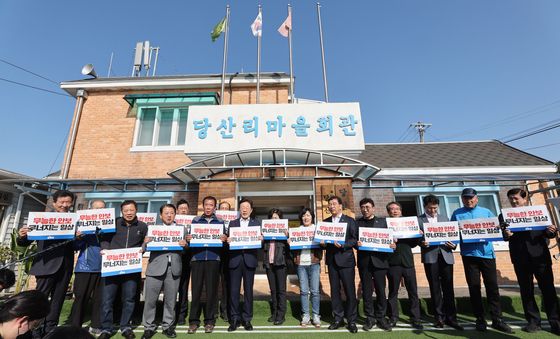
[3,72,559,290]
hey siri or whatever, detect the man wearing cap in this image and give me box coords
[451,188,512,333]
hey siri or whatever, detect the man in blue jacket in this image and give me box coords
[69,199,105,334]
[452,188,512,333]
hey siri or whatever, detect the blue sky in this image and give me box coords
[1,0,560,177]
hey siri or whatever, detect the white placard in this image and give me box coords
[386,217,422,239]
[137,213,157,226]
[229,226,262,250]
[423,221,460,245]
[101,247,143,277]
[146,225,185,251]
[189,223,224,247]
[215,210,238,230]
[459,218,502,243]
[261,219,288,240]
[289,226,319,250]
[76,208,116,234]
[174,214,196,226]
[185,103,364,155]
[26,212,77,240]
[501,205,552,232]
[314,222,347,244]
[358,228,394,252]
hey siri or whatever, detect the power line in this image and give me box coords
[502,121,560,143]
[500,117,560,141]
[523,141,560,151]
[396,126,412,142]
[0,77,71,98]
[0,57,59,85]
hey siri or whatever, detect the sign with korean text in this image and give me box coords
[146,225,185,251]
[459,218,502,243]
[289,226,319,249]
[27,212,78,240]
[185,103,365,155]
[501,206,552,232]
[215,210,238,230]
[101,247,143,277]
[137,213,157,226]
[76,208,116,234]
[189,223,224,247]
[228,226,262,250]
[386,217,422,239]
[423,221,460,245]
[261,219,288,240]
[174,215,196,226]
[314,222,347,245]
[358,228,394,252]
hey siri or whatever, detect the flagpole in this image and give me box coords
[256,5,262,104]
[316,2,329,102]
[288,4,294,103]
[220,5,230,105]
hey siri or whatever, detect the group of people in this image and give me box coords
[10,187,560,338]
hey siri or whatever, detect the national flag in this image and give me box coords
[251,12,262,37]
[211,17,226,42]
[277,12,291,37]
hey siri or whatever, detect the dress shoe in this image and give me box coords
[162,328,177,338]
[411,321,424,330]
[522,323,541,333]
[243,321,253,331]
[445,320,464,331]
[328,321,344,330]
[363,318,375,331]
[475,318,487,332]
[141,329,155,339]
[390,318,398,327]
[491,319,513,334]
[434,320,444,328]
[99,333,112,339]
[268,316,275,322]
[377,319,392,332]
[274,318,285,325]
[204,324,214,333]
[121,329,135,339]
[347,323,358,333]
[228,321,240,332]
[187,324,198,334]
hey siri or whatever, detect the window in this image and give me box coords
[133,107,188,149]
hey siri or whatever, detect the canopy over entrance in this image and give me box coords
[168,149,380,184]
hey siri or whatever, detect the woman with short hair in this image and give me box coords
[0,290,50,339]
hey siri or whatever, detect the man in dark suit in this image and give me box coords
[322,195,358,334]
[418,195,462,330]
[17,189,76,338]
[501,188,560,334]
[356,198,394,332]
[386,201,423,330]
[227,198,261,332]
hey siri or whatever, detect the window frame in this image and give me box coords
[131,105,187,151]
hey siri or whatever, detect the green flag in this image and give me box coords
[211,17,226,42]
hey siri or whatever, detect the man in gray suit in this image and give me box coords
[419,195,462,330]
[141,204,188,339]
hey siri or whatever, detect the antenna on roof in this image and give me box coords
[131,41,160,77]
[410,121,432,143]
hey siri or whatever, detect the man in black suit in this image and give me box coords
[322,195,358,334]
[356,198,394,332]
[227,198,260,332]
[386,201,423,330]
[501,188,560,334]
[17,189,76,338]
[418,195,462,330]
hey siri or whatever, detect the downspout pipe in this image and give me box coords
[62,89,88,179]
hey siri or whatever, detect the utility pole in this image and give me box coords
[410,121,432,143]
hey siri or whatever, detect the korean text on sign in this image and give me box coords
[137,213,157,226]
[27,212,78,240]
[76,208,116,234]
[358,228,394,252]
[501,205,551,232]
[314,222,347,245]
[423,221,460,246]
[229,226,262,250]
[101,247,143,277]
[459,218,502,243]
[386,217,422,239]
[146,225,185,251]
[261,219,288,240]
[189,223,224,248]
[289,226,319,250]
